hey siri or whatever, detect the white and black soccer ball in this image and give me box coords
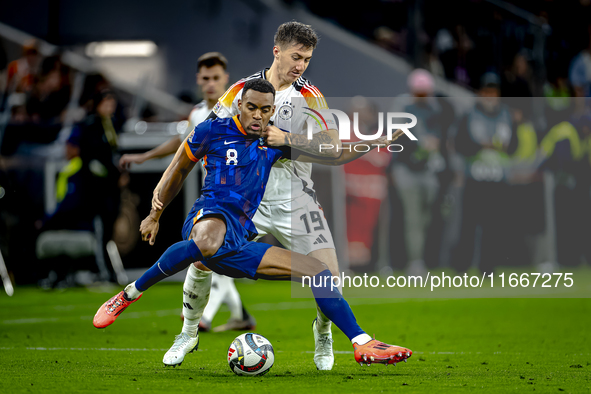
[227,333,274,376]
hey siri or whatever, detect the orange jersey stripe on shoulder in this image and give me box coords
[219,80,246,108]
[184,140,199,162]
[301,84,328,110]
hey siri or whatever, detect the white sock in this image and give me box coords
[315,307,332,334]
[124,282,142,300]
[351,333,372,346]
[181,264,212,338]
[201,273,225,324]
[223,276,243,320]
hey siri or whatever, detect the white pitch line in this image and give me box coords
[2,317,60,324]
[2,298,446,325]
[1,347,589,357]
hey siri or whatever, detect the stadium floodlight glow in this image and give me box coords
[85,41,157,58]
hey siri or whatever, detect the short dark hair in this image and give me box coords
[197,52,228,72]
[242,78,275,100]
[274,21,318,49]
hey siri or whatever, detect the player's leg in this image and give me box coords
[199,272,225,331]
[307,248,338,370]
[162,262,212,367]
[93,217,225,329]
[256,247,412,366]
[307,248,339,327]
[275,196,339,370]
[194,206,271,332]
[199,205,271,331]
[210,275,256,332]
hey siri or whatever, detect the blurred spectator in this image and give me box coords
[343,97,390,271]
[438,25,478,88]
[78,73,111,115]
[35,128,103,287]
[1,55,72,155]
[453,72,518,272]
[569,24,591,97]
[502,52,533,97]
[374,26,407,54]
[26,55,71,124]
[544,72,574,130]
[38,129,97,232]
[539,109,591,266]
[6,39,40,93]
[390,69,446,275]
[423,41,445,79]
[505,101,544,267]
[74,90,123,251]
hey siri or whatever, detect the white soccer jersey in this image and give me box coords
[213,69,328,203]
[188,100,211,133]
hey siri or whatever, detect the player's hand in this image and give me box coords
[263,125,289,147]
[152,189,164,211]
[140,215,160,245]
[119,153,146,170]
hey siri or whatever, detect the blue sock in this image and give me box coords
[310,269,365,340]
[135,240,204,291]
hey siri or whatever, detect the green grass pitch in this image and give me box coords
[1,280,590,393]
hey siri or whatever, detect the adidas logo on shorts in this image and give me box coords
[313,234,328,245]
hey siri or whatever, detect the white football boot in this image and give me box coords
[312,319,334,370]
[163,333,199,367]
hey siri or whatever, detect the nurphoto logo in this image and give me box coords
[303,107,418,153]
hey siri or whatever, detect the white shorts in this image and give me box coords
[252,193,336,255]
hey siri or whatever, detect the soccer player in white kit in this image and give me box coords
[158,22,346,370]
[119,53,256,332]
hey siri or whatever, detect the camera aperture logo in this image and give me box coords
[303,107,418,153]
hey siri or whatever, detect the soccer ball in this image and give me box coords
[227,333,274,376]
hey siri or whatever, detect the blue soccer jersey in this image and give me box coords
[184,115,286,237]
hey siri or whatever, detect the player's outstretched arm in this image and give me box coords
[120,136,183,169]
[140,147,198,245]
[265,126,341,158]
[294,129,404,166]
[151,133,194,210]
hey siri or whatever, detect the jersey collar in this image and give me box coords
[262,67,302,89]
[232,115,247,135]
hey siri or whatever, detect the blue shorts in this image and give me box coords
[182,203,272,280]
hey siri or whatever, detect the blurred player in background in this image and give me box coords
[153,22,348,370]
[119,53,257,333]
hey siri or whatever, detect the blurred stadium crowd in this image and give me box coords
[0,0,590,288]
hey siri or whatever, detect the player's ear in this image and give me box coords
[271,104,276,116]
[273,46,280,59]
[237,98,242,111]
[223,73,229,85]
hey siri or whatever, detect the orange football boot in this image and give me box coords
[353,339,412,366]
[93,291,142,328]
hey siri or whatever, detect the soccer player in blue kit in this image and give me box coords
[93,79,412,367]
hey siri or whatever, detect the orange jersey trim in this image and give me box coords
[219,80,245,108]
[233,115,247,135]
[184,140,198,162]
[301,84,328,110]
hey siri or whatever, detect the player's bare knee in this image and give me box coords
[193,261,211,271]
[192,237,220,259]
[309,259,329,276]
[308,249,339,276]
